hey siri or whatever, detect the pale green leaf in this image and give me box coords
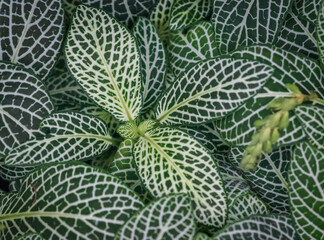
[132,17,167,113]
[289,142,324,240]
[5,112,118,166]
[65,5,142,122]
[115,194,195,240]
[169,0,210,31]
[0,162,143,239]
[211,0,293,53]
[154,58,272,126]
[212,215,297,239]
[133,127,227,227]
[168,21,219,76]
[0,0,64,80]
[295,0,321,22]
[295,105,324,150]
[0,63,53,157]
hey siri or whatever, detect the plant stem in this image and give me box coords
[313,98,324,106]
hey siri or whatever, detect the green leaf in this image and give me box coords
[0,0,64,80]
[295,0,321,22]
[213,215,297,239]
[14,233,43,240]
[108,139,151,203]
[229,146,292,214]
[0,189,7,198]
[5,112,118,166]
[168,21,219,76]
[0,63,54,157]
[215,45,324,147]
[115,194,196,240]
[194,232,212,240]
[65,5,142,122]
[227,192,269,223]
[0,164,35,181]
[276,12,318,59]
[295,105,324,150]
[154,58,272,126]
[317,1,324,66]
[211,0,293,53]
[224,178,250,208]
[169,0,211,31]
[0,162,143,239]
[133,127,227,227]
[132,17,167,113]
[289,142,324,240]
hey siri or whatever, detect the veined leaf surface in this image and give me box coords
[65,5,142,122]
[0,63,53,157]
[169,0,210,31]
[168,21,219,76]
[289,142,324,240]
[215,45,324,147]
[14,233,43,240]
[155,58,272,126]
[0,164,35,181]
[133,127,227,227]
[211,0,293,53]
[295,0,321,22]
[318,1,324,66]
[5,112,118,166]
[296,105,324,150]
[133,17,167,113]
[0,0,64,79]
[213,215,297,239]
[115,194,195,240]
[0,162,144,239]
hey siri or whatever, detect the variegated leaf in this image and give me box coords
[133,127,227,227]
[133,17,167,113]
[65,5,142,122]
[91,147,117,170]
[0,0,64,80]
[295,105,324,150]
[62,0,80,21]
[168,21,219,76]
[5,112,119,166]
[0,162,144,239]
[169,0,211,31]
[0,164,35,181]
[115,194,195,240]
[215,45,324,147]
[318,1,324,66]
[14,233,43,240]
[295,0,321,22]
[229,146,292,214]
[276,12,318,59]
[165,68,176,89]
[224,178,250,208]
[211,0,293,54]
[0,189,6,198]
[212,215,297,240]
[0,63,53,157]
[154,58,272,126]
[227,192,269,223]
[289,142,324,240]
[194,233,212,240]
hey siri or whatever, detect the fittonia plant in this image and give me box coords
[0,0,324,239]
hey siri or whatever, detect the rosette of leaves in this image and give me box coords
[4,4,273,228]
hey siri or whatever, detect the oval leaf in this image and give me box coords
[154,58,272,126]
[65,5,142,122]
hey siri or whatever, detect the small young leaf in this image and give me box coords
[0,0,64,80]
[155,58,272,126]
[115,194,195,240]
[295,105,324,149]
[289,142,324,240]
[65,5,142,122]
[0,162,144,239]
[133,127,227,227]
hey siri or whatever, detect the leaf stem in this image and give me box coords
[263,153,288,191]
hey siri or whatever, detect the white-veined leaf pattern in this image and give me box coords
[295,0,321,23]
[317,0,324,65]
[65,5,142,122]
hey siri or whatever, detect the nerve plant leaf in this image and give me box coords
[295,105,324,149]
[5,112,119,166]
[0,162,144,239]
[213,215,297,239]
[0,0,64,80]
[14,233,43,240]
[317,1,324,66]
[0,164,35,181]
[65,5,142,122]
[132,17,167,113]
[115,194,196,240]
[295,0,321,23]
[0,63,53,157]
[155,58,272,126]
[211,0,293,54]
[133,127,227,227]
[169,0,211,31]
[289,142,324,240]
[168,21,219,76]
